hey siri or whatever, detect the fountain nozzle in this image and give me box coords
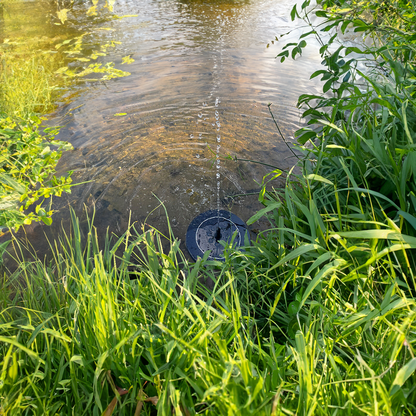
[215,227,221,242]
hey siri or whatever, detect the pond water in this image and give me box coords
[2,0,322,256]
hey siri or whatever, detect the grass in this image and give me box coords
[0,53,64,117]
[0,211,281,416]
[1,0,416,414]
[1,187,416,415]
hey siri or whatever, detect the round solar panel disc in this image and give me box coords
[186,209,249,261]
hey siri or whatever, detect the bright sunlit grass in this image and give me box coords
[0,53,63,117]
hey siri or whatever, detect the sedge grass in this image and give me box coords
[0,211,278,415]
[0,52,64,117]
[1,201,416,415]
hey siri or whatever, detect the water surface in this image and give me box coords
[2,0,322,254]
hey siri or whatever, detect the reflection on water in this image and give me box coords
[2,0,322,258]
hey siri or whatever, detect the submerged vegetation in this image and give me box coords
[1,0,416,414]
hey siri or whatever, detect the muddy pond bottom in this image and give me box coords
[186,209,249,261]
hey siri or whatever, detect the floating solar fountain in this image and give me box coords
[186,209,249,261]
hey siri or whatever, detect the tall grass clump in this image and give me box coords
[1,210,286,416]
[231,0,416,413]
[0,53,64,117]
[1,205,416,414]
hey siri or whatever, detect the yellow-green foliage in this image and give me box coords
[0,52,64,117]
[0,116,73,230]
[0,0,133,230]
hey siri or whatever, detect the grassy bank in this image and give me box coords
[1,0,416,414]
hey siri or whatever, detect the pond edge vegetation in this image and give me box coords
[0,0,134,231]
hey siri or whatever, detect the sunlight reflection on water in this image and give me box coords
[2,0,323,256]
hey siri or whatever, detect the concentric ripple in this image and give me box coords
[11,0,324,253]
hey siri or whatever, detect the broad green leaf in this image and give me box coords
[323,79,333,93]
[306,174,333,185]
[247,202,281,225]
[288,301,300,315]
[70,355,85,367]
[399,210,416,231]
[390,358,416,396]
[290,4,297,21]
[0,336,45,364]
[296,130,316,145]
